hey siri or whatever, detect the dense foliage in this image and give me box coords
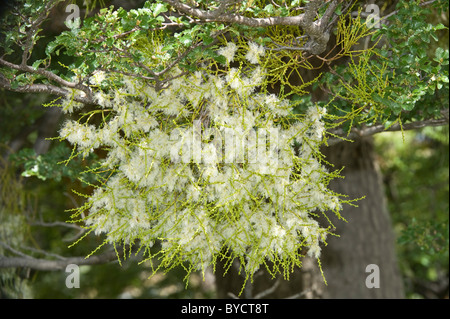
[1,0,448,297]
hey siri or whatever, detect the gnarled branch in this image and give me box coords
[0,68,94,105]
[162,0,344,55]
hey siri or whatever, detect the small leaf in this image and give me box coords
[214,55,226,65]
[372,93,401,113]
[45,41,59,56]
[152,3,168,17]
[32,59,44,70]
[434,23,447,30]
[263,4,274,14]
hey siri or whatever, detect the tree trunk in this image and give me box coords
[214,137,405,298]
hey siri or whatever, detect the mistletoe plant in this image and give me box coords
[59,37,350,287]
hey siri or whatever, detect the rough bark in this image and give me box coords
[317,137,404,298]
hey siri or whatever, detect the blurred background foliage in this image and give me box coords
[375,127,449,299]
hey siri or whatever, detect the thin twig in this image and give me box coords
[31,220,82,230]
[0,242,35,259]
[285,288,311,299]
[0,249,121,271]
[253,279,280,299]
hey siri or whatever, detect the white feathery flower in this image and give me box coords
[135,115,158,133]
[191,71,203,87]
[210,75,225,91]
[62,52,344,285]
[123,76,137,95]
[121,155,145,184]
[97,126,116,146]
[202,143,218,165]
[226,68,242,90]
[94,91,111,109]
[185,86,203,107]
[59,120,75,139]
[62,121,98,150]
[62,100,84,114]
[90,71,106,85]
[307,242,321,258]
[251,66,265,86]
[272,224,286,238]
[307,106,326,123]
[217,42,237,64]
[273,99,291,116]
[143,85,158,102]
[245,42,265,64]
[264,93,279,110]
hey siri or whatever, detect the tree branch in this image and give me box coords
[0,0,95,105]
[0,57,93,100]
[0,58,76,89]
[162,0,341,55]
[0,250,120,271]
[163,0,307,26]
[327,112,449,145]
[0,70,94,105]
[253,279,280,299]
[20,0,61,66]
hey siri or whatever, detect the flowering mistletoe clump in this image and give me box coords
[59,40,346,286]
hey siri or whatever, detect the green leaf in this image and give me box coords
[214,55,226,65]
[372,93,402,113]
[262,4,275,15]
[32,59,45,70]
[152,3,168,17]
[434,47,449,64]
[121,17,136,31]
[116,7,127,18]
[45,41,60,56]
[435,47,445,59]
[155,16,165,23]
[434,23,447,30]
[179,35,192,46]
